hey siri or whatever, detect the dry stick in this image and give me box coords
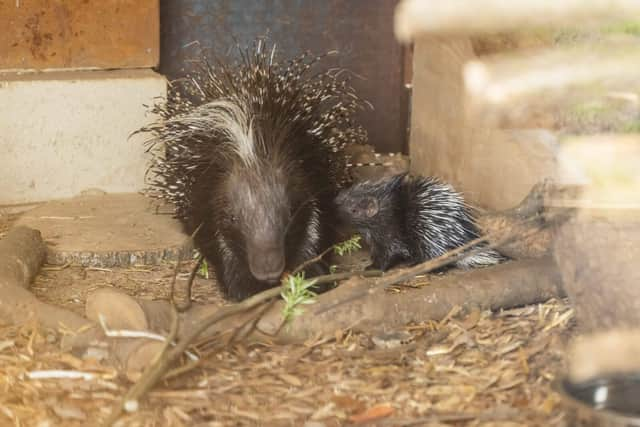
[167,254,183,304]
[224,297,278,346]
[104,303,180,426]
[164,299,278,381]
[376,212,557,288]
[290,244,337,276]
[104,286,282,426]
[314,212,559,315]
[187,254,204,294]
[170,224,202,310]
[178,253,203,311]
[105,226,200,426]
[105,269,379,424]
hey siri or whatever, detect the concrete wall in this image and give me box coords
[0,69,166,205]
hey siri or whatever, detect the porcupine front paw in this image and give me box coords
[368,246,412,271]
[368,252,394,271]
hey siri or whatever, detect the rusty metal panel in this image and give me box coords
[160,0,408,153]
[0,0,159,71]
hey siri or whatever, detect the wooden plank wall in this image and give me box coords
[0,0,159,70]
[160,0,409,153]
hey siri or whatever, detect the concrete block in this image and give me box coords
[0,69,166,205]
[0,0,159,71]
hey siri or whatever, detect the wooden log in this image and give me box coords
[0,226,93,335]
[92,256,564,377]
[477,180,557,260]
[394,0,640,42]
[0,226,45,288]
[258,257,564,343]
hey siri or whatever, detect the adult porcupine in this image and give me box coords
[140,40,367,300]
[335,173,505,271]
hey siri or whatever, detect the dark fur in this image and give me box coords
[139,40,366,300]
[335,174,505,271]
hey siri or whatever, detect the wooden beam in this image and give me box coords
[463,41,640,127]
[395,0,640,42]
[0,0,159,71]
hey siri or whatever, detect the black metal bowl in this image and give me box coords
[559,374,640,426]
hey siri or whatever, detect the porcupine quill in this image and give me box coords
[335,173,506,271]
[137,39,368,300]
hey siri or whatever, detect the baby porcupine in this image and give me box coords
[335,173,505,271]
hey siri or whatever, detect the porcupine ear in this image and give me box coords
[361,197,379,218]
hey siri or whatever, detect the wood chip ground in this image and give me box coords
[0,252,575,426]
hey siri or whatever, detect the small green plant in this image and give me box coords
[280,235,362,323]
[280,272,318,323]
[333,235,362,257]
[193,251,209,279]
[198,259,209,279]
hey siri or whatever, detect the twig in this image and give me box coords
[291,245,335,276]
[105,253,383,424]
[103,286,281,426]
[315,212,563,315]
[167,256,184,305]
[41,262,71,271]
[179,253,203,311]
[97,314,198,361]
[26,370,96,380]
[169,223,202,308]
[225,298,278,345]
[104,305,180,425]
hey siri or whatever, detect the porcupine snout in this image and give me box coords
[225,164,291,284]
[247,237,285,284]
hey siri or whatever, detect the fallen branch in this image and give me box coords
[171,223,203,311]
[102,283,283,426]
[0,227,94,337]
[0,226,46,288]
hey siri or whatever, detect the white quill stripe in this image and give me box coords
[175,99,256,166]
